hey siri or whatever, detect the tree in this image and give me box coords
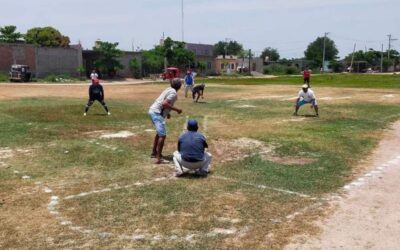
[160,37,195,69]
[304,37,339,68]
[93,41,123,78]
[129,58,141,79]
[343,49,399,71]
[213,40,244,56]
[260,47,280,62]
[0,25,23,43]
[25,27,70,47]
[142,48,164,75]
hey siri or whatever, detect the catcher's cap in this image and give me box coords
[302,84,309,89]
[187,119,198,131]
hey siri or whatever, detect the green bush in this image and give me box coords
[285,65,299,75]
[264,64,299,75]
[263,64,285,74]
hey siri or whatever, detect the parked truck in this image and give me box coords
[9,64,32,82]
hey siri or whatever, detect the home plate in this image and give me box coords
[234,105,256,108]
[100,131,135,139]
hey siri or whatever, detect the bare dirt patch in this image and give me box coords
[212,137,316,165]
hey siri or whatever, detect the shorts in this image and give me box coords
[297,99,318,106]
[149,111,166,137]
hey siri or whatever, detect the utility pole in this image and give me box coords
[380,43,384,73]
[224,38,230,59]
[387,34,398,59]
[181,0,184,42]
[322,32,329,73]
[248,49,252,74]
[349,43,356,73]
[162,32,167,71]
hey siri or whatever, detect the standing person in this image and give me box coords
[192,83,205,103]
[293,84,319,117]
[302,66,311,87]
[173,119,212,177]
[184,70,194,98]
[149,78,183,164]
[84,79,110,116]
[90,69,98,83]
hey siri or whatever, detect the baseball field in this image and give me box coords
[1,74,400,249]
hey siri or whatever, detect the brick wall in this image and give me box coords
[0,43,36,74]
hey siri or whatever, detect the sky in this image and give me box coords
[1,0,399,59]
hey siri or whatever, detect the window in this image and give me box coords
[221,63,225,69]
[207,62,212,69]
[231,63,235,69]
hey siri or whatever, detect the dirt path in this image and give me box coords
[286,121,400,250]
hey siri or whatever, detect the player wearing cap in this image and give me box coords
[173,119,212,177]
[293,84,319,117]
[84,79,110,116]
[302,66,311,87]
[192,83,205,103]
[149,78,183,164]
[184,70,195,98]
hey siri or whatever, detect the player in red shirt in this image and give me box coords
[302,66,311,87]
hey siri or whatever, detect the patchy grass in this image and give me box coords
[201,74,400,88]
[1,83,400,249]
[0,72,8,82]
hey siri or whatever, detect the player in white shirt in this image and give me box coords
[293,84,319,117]
[90,69,98,83]
[148,78,183,164]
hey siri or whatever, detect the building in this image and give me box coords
[236,57,264,74]
[215,55,238,74]
[185,43,215,75]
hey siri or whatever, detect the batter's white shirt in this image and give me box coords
[149,87,177,117]
[298,89,316,102]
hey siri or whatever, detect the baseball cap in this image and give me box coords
[187,119,198,131]
[302,84,309,88]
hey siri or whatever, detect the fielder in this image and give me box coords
[184,70,194,98]
[84,79,110,116]
[192,83,205,102]
[293,84,319,117]
[173,119,212,177]
[302,66,311,87]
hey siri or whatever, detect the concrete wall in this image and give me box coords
[36,47,82,77]
[0,43,36,73]
[117,52,142,77]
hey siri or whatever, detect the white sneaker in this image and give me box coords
[83,113,87,116]
[107,112,111,116]
[174,171,184,177]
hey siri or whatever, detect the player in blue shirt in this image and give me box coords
[173,119,212,177]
